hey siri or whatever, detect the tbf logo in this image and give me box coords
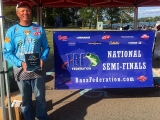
[62,53,100,69]
[66,53,86,67]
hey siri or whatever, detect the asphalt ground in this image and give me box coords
[42,55,160,120]
[1,54,160,120]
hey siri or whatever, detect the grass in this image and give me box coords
[45,27,92,55]
[45,30,54,55]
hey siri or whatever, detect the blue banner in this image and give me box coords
[53,30,155,89]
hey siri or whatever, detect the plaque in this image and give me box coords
[25,53,40,72]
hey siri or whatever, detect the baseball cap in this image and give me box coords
[16,1,32,10]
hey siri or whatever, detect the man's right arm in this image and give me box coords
[3,30,23,68]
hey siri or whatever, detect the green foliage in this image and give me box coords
[138,16,160,22]
[42,7,77,27]
[4,6,18,20]
[42,8,54,27]
[45,30,54,54]
[4,6,37,27]
[4,6,18,27]
[31,7,37,22]
[104,7,134,28]
[119,7,134,23]
[3,6,160,29]
[79,7,104,28]
[105,8,121,25]
[68,8,80,27]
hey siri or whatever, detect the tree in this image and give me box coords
[42,7,54,27]
[79,8,92,28]
[119,7,134,24]
[104,7,133,29]
[42,7,74,27]
[79,7,103,29]
[105,8,121,29]
[68,8,80,27]
[4,6,37,27]
[4,6,18,27]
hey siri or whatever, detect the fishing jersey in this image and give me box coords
[3,23,50,81]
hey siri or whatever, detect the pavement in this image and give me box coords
[2,54,160,120]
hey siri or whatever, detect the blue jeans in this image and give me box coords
[17,77,48,120]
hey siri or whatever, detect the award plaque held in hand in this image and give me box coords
[25,53,41,72]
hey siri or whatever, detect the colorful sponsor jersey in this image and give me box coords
[3,23,50,80]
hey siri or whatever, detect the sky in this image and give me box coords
[138,7,160,18]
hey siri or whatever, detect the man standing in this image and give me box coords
[3,1,50,120]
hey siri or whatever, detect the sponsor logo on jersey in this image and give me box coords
[15,28,19,31]
[24,30,31,36]
[33,26,40,30]
[34,32,41,36]
[4,37,10,42]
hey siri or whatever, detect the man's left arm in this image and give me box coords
[40,28,50,65]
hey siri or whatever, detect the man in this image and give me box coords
[153,24,160,60]
[3,1,50,120]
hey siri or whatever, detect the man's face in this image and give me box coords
[16,6,31,23]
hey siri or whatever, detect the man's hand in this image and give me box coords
[40,59,44,68]
[22,62,28,73]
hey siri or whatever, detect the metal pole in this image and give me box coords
[0,0,6,120]
[36,7,40,25]
[0,0,13,119]
[39,7,42,26]
[134,6,138,30]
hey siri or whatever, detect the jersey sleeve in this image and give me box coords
[40,27,50,61]
[3,28,22,67]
